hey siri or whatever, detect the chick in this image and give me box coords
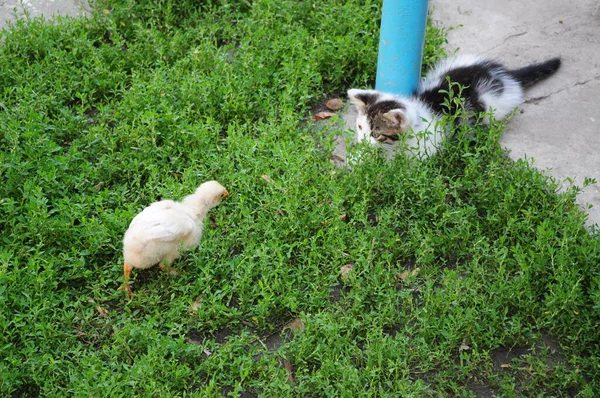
[119,180,229,296]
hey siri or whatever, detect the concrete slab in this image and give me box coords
[430,0,600,227]
[1,0,89,30]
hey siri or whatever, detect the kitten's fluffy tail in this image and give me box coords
[509,58,561,88]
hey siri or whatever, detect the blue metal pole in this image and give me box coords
[375,0,429,96]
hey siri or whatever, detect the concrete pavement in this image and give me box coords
[430,0,600,228]
[0,0,88,29]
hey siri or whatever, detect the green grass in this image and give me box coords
[1,0,599,396]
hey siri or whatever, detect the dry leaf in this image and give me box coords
[325,98,344,111]
[340,263,354,281]
[283,359,295,383]
[398,271,410,280]
[285,318,305,332]
[260,174,287,193]
[339,213,348,222]
[331,154,345,162]
[500,363,510,368]
[74,326,87,337]
[95,306,109,318]
[314,111,336,121]
[190,301,202,311]
[261,174,275,184]
[397,267,421,281]
[459,343,471,352]
[93,181,105,192]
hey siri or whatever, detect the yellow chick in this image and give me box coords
[119,180,229,296]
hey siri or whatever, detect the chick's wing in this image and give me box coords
[130,201,195,243]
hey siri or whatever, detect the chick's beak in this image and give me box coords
[223,190,230,198]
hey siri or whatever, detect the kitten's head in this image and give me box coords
[347,89,409,145]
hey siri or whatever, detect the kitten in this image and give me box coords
[348,55,561,158]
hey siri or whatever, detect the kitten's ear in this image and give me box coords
[347,89,375,111]
[383,109,407,128]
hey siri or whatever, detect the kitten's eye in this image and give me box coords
[358,125,363,131]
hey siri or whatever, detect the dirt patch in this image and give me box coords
[367,208,379,226]
[410,288,423,308]
[226,292,240,310]
[187,326,234,345]
[403,257,418,271]
[490,345,529,371]
[263,332,284,352]
[410,369,437,386]
[490,331,568,371]
[221,386,259,398]
[85,106,99,124]
[229,244,244,258]
[382,323,403,338]
[465,381,498,398]
[536,330,567,367]
[329,284,350,304]
[477,331,577,396]
[58,275,88,291]
[11,379,41,398]
[131,267,164,289]
[238,392,259,398]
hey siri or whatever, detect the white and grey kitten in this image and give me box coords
[348,54,561,158]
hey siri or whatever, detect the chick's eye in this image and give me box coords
[358,125,363,131]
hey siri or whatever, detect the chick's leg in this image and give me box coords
[159,261,178,275]
[117,262,134,296]
[159,249,180,275]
